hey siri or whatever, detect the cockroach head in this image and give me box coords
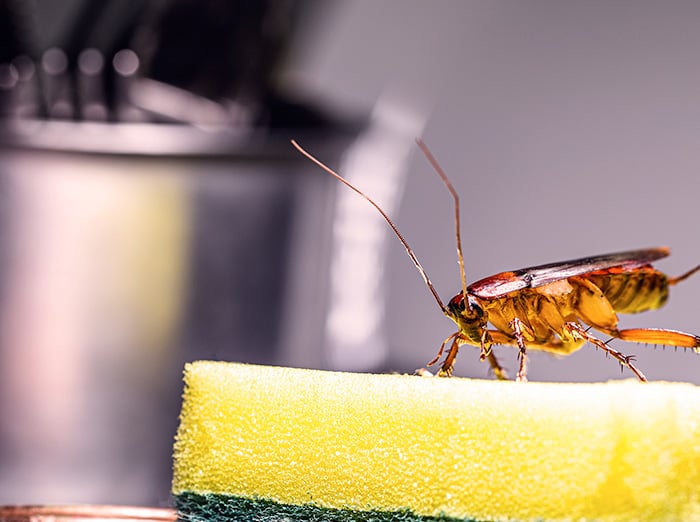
[447,291,485,321]
[445,291,488,345]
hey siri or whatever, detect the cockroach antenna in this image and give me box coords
[290,139,447,312]
[414,138,469,300]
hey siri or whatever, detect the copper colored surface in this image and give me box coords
[0,505,177,522]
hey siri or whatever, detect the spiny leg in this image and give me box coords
[426,332,458,368]
[437,334,461,377]
[423,331,460,376]
[613,328,700,353]
[565,322,647,381]
[509,318,528,382]
[427,331,508,379]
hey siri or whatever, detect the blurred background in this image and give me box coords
[1,0,700,507]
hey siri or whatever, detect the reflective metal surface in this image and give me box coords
[0,505,176,522]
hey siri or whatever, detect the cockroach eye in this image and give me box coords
[467,296,484,317]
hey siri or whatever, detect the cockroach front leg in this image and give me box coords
[427,331,508,379]
[426,332,458,376]
[509,318,528,382]
[479,329,508,380]
[425,332,461,377]
[565,322,647,381]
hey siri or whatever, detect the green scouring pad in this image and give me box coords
[172,361,700,521]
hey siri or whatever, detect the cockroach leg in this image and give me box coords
[478,329,492,361]
[429,330,508,379]
[427,332,458,368]
[437,335,462,377]
[565,322,647,381]
[614,328,700,353]
[486,351,509,380]
[509,318,528,382]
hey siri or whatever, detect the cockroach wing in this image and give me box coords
[468,247,670,299]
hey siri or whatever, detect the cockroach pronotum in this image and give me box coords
[291,139,700,381]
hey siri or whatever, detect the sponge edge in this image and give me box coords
[173,361,700,522]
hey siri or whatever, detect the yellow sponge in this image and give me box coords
[172,361,700,521]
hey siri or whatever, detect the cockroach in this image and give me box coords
[291,139,700,381]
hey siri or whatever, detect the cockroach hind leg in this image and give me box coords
[615,328,700,352]
[564,322,647,381]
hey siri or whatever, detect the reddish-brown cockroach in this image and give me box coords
[291,139,700,381]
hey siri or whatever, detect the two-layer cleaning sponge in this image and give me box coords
[172,361,700,521]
